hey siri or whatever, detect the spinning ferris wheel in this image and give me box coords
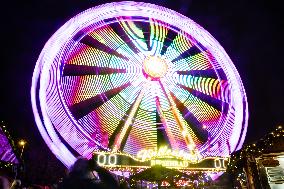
[31,1,248,167]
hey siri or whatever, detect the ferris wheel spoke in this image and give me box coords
[111,79,150,152]
[134,21,152,51]
[177,84,229,113]
[160,29,178,56]
[116,19,151,53]
[80,35,129,61]
[110,22,141,54]
[69,82,131,120]
[169,92,209,144]
[63,64,127,76]
[155,96,178,149]
[177,69,227,80]
[171,44,206,63]
[176,70,226,101]
[108,98,139,150]
[158,80,198,150]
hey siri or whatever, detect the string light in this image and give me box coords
[18,139,26,147]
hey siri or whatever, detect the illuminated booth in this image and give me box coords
[0,122,19,176]
[31,1,248,186]
[228,126,284,189]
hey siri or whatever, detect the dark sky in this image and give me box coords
[1,0,284,175]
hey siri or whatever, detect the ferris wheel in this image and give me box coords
[31,1,248,167]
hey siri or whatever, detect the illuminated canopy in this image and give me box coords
[31,1,248,167]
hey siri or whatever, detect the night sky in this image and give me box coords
[1,0,284,182]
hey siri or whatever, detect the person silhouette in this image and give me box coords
[58,157,119,189]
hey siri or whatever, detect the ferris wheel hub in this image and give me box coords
[143,56,168,78]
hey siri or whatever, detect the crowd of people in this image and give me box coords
[0,157,130,189]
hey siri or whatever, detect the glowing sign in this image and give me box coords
[137,146,201,163]
[150,159,189,168]
[31,1,248,167]
[97,154,117,166]
[92,151,229,170]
